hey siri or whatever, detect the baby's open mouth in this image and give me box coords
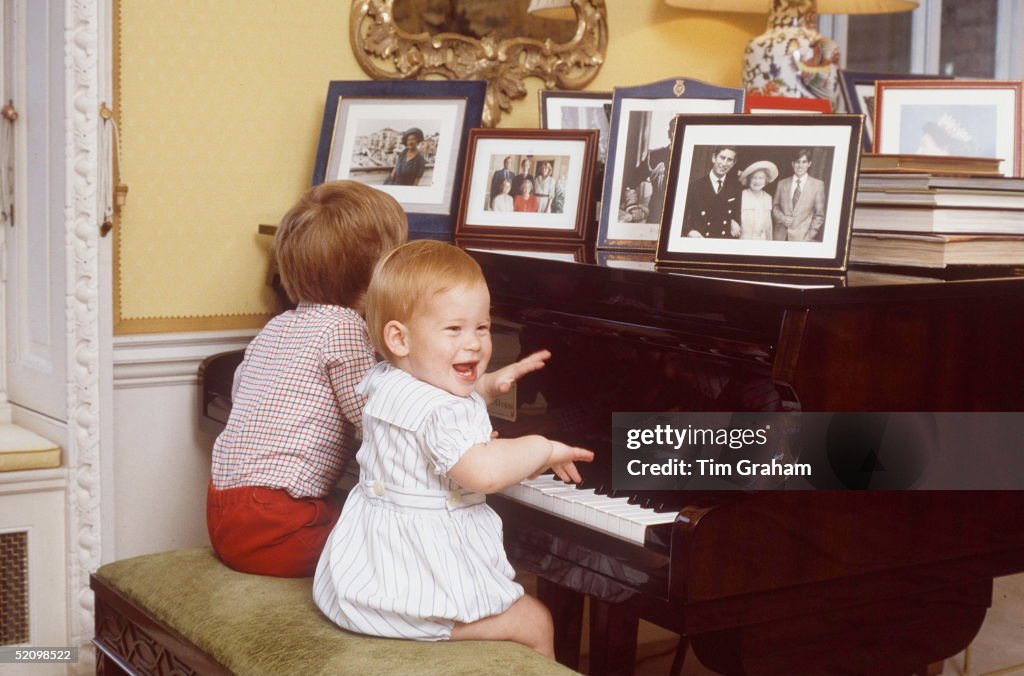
[452,362,478,381]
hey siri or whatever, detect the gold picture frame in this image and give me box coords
[350,0,608,126]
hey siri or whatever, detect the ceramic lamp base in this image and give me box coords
[743,25,841,101]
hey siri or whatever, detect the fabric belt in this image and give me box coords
[359,479,485,512]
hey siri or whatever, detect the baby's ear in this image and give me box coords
[383,320,410,358]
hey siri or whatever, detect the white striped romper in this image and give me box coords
[312,362,524,640]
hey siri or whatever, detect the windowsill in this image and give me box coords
[0,423,62,472]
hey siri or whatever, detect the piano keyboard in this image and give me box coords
[499,474,680,545]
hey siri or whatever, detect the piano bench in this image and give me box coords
[91,547,578,676]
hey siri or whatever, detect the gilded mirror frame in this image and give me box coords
[350,0,608,126]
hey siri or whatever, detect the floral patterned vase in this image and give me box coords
[742,0,840,104]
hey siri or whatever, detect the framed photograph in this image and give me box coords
[598,78,745,251]
[312,80,487,239]
[655,114,864,274]
[455,128,599,246]
[873,79,1023,177]
[540,90,613,165]
[837,70,953,152]
[745,95,831,115]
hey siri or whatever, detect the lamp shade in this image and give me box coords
[665,0,919,100]
[664,0,918,13]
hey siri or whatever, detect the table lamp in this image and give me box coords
[664,0,918,102]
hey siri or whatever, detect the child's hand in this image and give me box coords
[545,440,594,484]
[477,349,552,401]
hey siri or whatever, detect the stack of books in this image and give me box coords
[851,154,1024,268]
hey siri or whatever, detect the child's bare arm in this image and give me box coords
[448,435,593,494]
[450,437,593,494]
[475,349,552,403]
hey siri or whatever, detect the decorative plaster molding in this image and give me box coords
[113,330,255,388]
[0,468,66,491]
[67,0,103,656]
[350,0,608,126]
[62,0,255,661]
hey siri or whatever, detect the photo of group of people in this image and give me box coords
[679,145,835,243]
[457,129,597,244]
[348,121,441,187]
[484,154,569,214]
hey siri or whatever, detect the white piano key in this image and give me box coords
[634,512,678,525]
[570,491,614,522]
[612,509,656,541]
[498,481,674,545]
[589,495,634,532]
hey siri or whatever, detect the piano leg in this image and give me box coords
[537,577,584,670]
[588,598,639,676]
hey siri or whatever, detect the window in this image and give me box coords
[823,0,1024,79]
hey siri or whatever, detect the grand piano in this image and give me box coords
[200,250,1024,676]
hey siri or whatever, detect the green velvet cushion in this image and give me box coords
[95,547,577,676]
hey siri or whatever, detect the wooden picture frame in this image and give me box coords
[455,128,599,246]
[598,78,745,251]
[655,114,864,274]
[873,79,1023,177]
[745,94,832,115]
[311,80,487,240]
[539,90,613,165]
[838,70,952,152]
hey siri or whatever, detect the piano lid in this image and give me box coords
[466,246,1024,306]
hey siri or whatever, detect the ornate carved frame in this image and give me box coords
[69,0,105,666]
[350,0,608,126]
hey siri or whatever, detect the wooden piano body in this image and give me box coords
[201,252,1024,675]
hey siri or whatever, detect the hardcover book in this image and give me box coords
[860,153,1002,176]
[850,232,1024,268]
[853,204,1024,235]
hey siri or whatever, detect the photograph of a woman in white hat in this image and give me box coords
[737,160,778,241]
[658,117,858,274]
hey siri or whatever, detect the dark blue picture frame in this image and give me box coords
[598,78,745,251]
[312,80,487,241]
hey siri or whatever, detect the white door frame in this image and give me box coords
[64,0,109,657]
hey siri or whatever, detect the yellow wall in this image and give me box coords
[115,0,761,332]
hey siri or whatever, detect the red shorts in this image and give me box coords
[206,481,343,578]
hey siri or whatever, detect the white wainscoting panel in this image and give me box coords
[111,330,254,562]
[0,468,68,672]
